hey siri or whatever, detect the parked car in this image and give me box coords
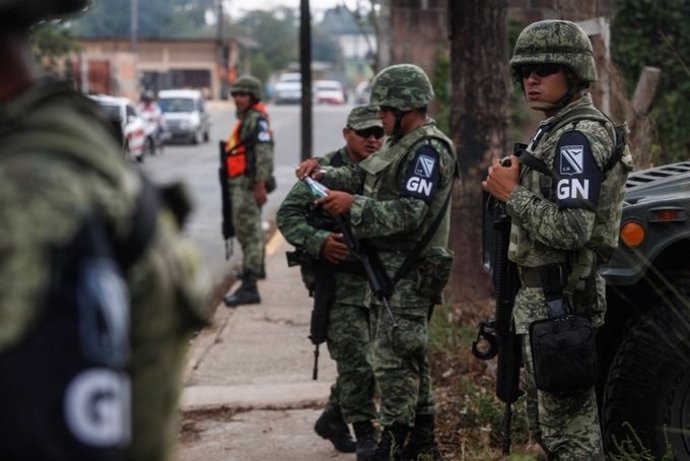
[273,72,302,105]
[158,89,210,144]
[314,80,347,105]
[89,94,146,162]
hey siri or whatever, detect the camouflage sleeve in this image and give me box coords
[507,182,596,250]
[243,112,274,182]
[347,139,454,239]
[276,181,330,258]
[321,162,365,193]
[0,155,94,352]
[506,122,611,250]
[349,195,428,239]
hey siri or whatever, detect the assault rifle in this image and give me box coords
[304,176,398,328]
[472,191,522,455]
[218,141,234,259]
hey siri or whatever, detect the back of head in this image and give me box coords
[230,75,263,101]
[0,0,88,30]
[510,19,597,84]
[369,64,434,111]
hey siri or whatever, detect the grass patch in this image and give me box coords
[429,299,540,460]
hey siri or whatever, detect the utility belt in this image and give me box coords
[522,264,598,395]
[518,265,565,290]
[334,260,368,277]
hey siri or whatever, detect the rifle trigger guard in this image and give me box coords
[472,320,498,360]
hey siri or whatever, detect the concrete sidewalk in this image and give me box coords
[175,232,353,461]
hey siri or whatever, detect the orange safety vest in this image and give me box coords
[225,102,270,177]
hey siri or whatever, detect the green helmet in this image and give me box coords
[370,64,434,111]
[230,75,263,101]
[0,0,88,28]
[510,19,597,83]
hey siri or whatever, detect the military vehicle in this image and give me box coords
[598,160,690,458]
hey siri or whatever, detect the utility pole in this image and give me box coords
[300,0,313,161]
[130,0,138,53]
[217,0,229,99]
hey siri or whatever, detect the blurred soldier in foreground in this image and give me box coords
[298,64,457,461]
[482,19,633,460]
[222,75,275,307]
[278,106,384,460]
[0,1,209,460]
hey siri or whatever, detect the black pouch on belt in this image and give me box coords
[528,267,597,395]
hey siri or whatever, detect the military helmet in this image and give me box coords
[510,19,597,83]
[0,0,88,28]
[370,64,434,111]
[230,75,263,101]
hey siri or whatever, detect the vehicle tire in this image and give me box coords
[203,130,210,143]
[602,272,690,459]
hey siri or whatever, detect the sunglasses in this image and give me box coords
[516,63,562,79]
[353,127,384,139]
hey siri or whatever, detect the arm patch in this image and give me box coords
[553,130,602,210]
[400,144,440,202]
[255,116,272,144]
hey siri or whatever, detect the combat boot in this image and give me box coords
[400,414,443,460]
[223,272,260,307]
[353,420,378,461]
[372,423,409,461]
[314,405,356,453]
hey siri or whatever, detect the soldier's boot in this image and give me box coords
[400,414,443,460]
[353,420,378,461]
[314,405,356,453]
[371,423,410,461]
[223,273,261,307]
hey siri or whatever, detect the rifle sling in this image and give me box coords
[389,184,454,287]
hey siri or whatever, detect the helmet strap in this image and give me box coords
[391,108,406,136]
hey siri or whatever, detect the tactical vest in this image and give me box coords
[0,84,174,460]
[359,122,456,252]
[511,102,634,296]
[225,102,272,178]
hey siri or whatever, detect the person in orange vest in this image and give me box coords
[223,75,275,307]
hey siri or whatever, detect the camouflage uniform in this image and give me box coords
[0,78,209,460]
[323,66,456,460]
[277,147,377,423]
[229,97,274,276]
[278,106,382,458]
[506,20,633,460]
[223,76,274,307]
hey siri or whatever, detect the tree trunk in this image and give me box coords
[448,0,511,303]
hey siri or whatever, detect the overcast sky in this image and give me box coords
[224,0,362,17]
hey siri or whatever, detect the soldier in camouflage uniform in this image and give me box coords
[482,20,633,460]
[0,1,210,460]
[277,106,384,461]
[301,64,457,461]
[223,75,275,307]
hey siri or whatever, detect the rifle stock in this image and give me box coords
[472,193,522,455]
[219,141,235,259]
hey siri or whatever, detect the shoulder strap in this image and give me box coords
[390,182,454,285]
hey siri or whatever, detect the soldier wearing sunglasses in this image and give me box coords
[277,106,383,460]
[482,20,633,460]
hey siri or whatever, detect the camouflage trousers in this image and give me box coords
[370,302,436,427]
[229,177,264,274]
[325,301,378,423]
[522,335,604,460]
